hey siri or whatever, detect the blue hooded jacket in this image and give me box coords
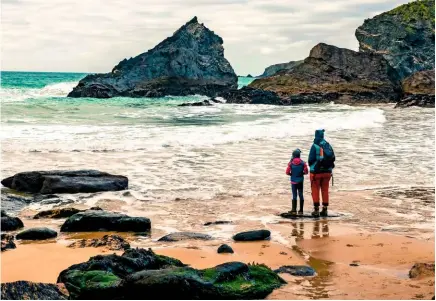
[308,129,334,173]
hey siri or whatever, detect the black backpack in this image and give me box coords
[318,140,335,171]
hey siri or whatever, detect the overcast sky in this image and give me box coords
[2,0,411,75]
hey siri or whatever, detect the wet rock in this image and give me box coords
[218,86,285,105]
[57,248,185,299]
[356,0,434,79]
[409,263,435,279]
[68,234,130,251]
[217,244,234,254]
[178,100,213,107]
[350,263,360,267]
[1,191,33,213]
[60,210,151,232]
[395,94,434,108]
[1,170,128,194]
[16,227,57,240]
[158,232,212,242]
[233,230,271,241]
[68,17,237,99]
[1,234,16,252]
[204,220,232,226]
[274,265,316,276]
[1,211,24,231]
[1,281,67,300]
[249,43,402,104]
[33,208,81,219]
[396,70,435,108]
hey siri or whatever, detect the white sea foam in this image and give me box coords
[1,81,78,102]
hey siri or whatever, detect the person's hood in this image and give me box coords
[291,158,302,165]
[314,129,325,144]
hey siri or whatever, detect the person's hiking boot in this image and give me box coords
[291,199,297,215]
[311,207,320,217]
[298,210,304,215]
[289,210,297,216]
[320,206,328,217]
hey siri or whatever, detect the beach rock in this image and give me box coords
[1,211,24,231]
[68,234,130,251]
[33,208,81,219]
[233,230,271,241]
[218,86,285,105]
[274,265,316,276]
[1,170,128,194]
[1,281,67,300]
[217,244,234,254]
[204,220,232,226]
[158,232,212,242]
[259,60,303,77]
[409,263,435,279]
[120,262,285,300]
[396,70,435,108]
[60,210,151,232]
[1,191,33,213]
[356,0,435,79]
[1,233,16,252]
[249,43,402,104]
[57,248,185,299]
[178,100,213,107]
[16,227,57,240]
[68,17,237,99]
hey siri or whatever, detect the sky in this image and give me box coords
[2,0,412,75]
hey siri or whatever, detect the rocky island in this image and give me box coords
[68,17,237,98]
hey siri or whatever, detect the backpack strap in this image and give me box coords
[310,144,322,171]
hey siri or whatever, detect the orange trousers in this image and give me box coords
[310,173,331,206]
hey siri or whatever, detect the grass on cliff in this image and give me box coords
[387,0,435,27]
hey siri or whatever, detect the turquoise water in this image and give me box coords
[1,71,434,228]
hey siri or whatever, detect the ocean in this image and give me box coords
[1,71,434,233]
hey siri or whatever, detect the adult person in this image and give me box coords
[308,129,335,217]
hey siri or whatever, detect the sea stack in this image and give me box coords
[68,17,237,98]
[356,0,435,79]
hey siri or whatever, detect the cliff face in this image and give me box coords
[259,60,303,77]
[68,17,237,98]
[356,0,435,79]
[249,43,402,104]
[396,69,435,108]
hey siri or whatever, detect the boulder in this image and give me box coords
[68,17,237,99]
[409,262,435,279]
[1,211,24,231]
[158,232,212,242]
[233,230,271,241]
[1,281,67,300]
[1,170,128,194]
[60,210,151,232]
[259,60,303,77]
[274,265,316,276]
[1,233,16,252]
[395,94,434,108]
[217,244,234,254]
[33,208,81,219]
[16,227,57,240]
[396,70,435,108]
[249,43,402,104]
[178,100,213,107]
[57,248,185,299]
[356,0,435,79]
[68,234,131,251]
[218,86,285,105]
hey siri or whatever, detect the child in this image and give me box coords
[285,149,309,215]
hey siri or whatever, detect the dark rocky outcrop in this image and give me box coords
[233,230,271,241]
[68,17,237,99]
[16,227,57,240]
[1,233,16,252]
[68,234,131,251]
[259,60,303,77]
[178,99,216,107]
[396,69,435,108]
[356,0,435,79]
[274,265,316,276]
[57,248,285,299]
[218,86,285,105]
[158,232,212,242]
[217,244,234,254]
[1,281,67,300]
[1,210,24,231]
[409,262,435,279]
[249,43,402,104]
[60,210,151,232]
[33,208,81,219]
[1,170,128,194]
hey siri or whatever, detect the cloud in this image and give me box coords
[2,0,411,75]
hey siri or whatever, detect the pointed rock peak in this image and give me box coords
[186,16,198,25]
